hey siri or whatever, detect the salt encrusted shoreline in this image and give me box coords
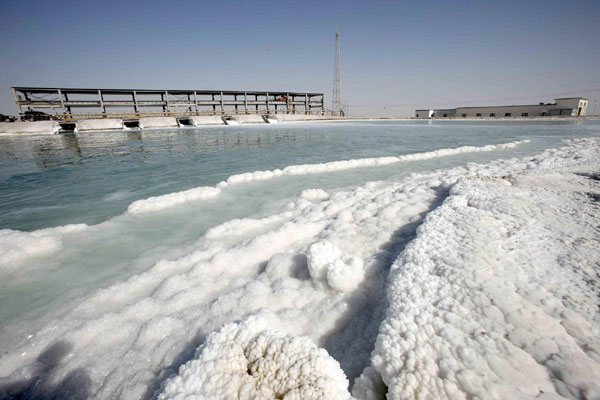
[355,139,600,399]
[1,139,599,399]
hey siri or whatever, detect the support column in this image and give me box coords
[98,90,106,115]
[266,92,270,114]
[63,92,72,117]
[305,94,308,114]
[234,94,238,113]
[220,92,224,113]
[255,95,258,112]
[58,89,66,114]
[244,92,248,113]
[194,91,198,113]
[133,91,139,114]
[286,93,290,114]
[165,91,170,115]
[11,88,22,120]
[212,94,216,113]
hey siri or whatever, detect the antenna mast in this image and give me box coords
[332,29,342,116]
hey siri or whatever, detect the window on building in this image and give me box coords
[462,114,467,117]
[443,114,447,117]
[476,113,482,117]
[490,113,495,117]
[521,112,528,117]
[505,113,511,117]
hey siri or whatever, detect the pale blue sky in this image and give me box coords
[1,0,599,117]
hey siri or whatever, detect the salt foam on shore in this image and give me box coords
[0,139,598,399]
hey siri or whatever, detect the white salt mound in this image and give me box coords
[158,316,351,399]
[306,241,365,292]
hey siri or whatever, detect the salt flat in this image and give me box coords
[0,121,599,399]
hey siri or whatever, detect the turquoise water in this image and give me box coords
[1,119,598,231]
[0,119,599,329]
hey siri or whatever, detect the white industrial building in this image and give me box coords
[415,97,588,118]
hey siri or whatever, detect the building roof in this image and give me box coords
[455,104,555,109]
[11,87,323,96]
[416,97,587,112]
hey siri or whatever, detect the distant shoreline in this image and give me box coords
[0,115,597,135]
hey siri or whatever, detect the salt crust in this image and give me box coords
[0,224,87,271]
[354,138,600,399]
[157,316,351,399]
[126,140,530,214]
[0,139,598,400]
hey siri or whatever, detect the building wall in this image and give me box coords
[431,109,456,118]
[455,104,555,118]
[415,110,432,118]
[555,99,588,116]
[415,98,587,118]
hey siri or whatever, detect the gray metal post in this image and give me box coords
[212,94,216,112]
[57,89,65,114]
[220,91,224,113]
[194,91,198,112]
[165,91,170,114]
[98,90,106,115]
[266,92,270,113]
[133,90,139,113]
[63,91,72,116]
[287,93,290,114]
[244,92,248,113]
[11,88,22,120]
[305,94,308,114]
[234,94,238,113]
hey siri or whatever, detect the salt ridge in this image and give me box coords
[354,138,600,399]
[127,140,530,214]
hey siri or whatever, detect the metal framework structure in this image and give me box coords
[332,29,343,116]
[11,87,324,121]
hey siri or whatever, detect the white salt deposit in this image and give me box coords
[0,224,87,272]
[0,138,599,400]
[158,315,351,399]
[127,186,221,214]
[126,140,530,214]
[354,139,600,399]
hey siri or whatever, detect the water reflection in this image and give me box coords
[0,127,308,171]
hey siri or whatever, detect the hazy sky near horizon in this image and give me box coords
[1,0,599,117]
